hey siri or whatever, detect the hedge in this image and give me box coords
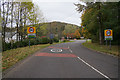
[3,37,59,51]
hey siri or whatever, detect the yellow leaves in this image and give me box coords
[74,29,81,38]
[88,8,93,13]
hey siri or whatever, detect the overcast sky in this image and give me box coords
[33,0,85,26]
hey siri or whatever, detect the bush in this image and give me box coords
[21,39,29,47]
[41,37,50,44]
[63,39,67,42]
[53,38,59,42]
[3,37,50,51]
[4,42,11,51]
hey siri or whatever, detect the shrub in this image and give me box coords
[4,42,11,51]
[63,39,67,42]
[53,38,59,42]
[3,37,50,51]
[41,37,50,44]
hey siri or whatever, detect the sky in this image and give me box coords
[33,0,85,26]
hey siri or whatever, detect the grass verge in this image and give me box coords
[59,40,75,43]
[2,41,74,71]
[2,40,76,71]
[82,41,119,57]
[2,43,56,71]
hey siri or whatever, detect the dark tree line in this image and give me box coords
[75,1,119,45]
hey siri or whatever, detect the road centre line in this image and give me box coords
[69,49,73,53]
[68,46,73,53]
[68,46,69,49]
[77,57,111,80]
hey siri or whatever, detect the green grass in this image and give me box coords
[59,40,75,43]
[2,43,54,71]
[82,41,119,57]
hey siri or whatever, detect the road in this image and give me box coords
[3,40,118,79]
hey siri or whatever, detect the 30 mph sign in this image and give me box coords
[27,27,36,34]
[104,29,113,40]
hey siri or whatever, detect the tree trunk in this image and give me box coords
[16,2,20,42]
[2,0,5,51]
[19,3,23,41]
[11,1,14,49]
[23,8,27,39]
[98,3,103,45]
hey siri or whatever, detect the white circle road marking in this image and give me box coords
[51,49,63,52]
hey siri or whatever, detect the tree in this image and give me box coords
[1,0,45,50]
[74,29,81,39]
[75,1,119,45]
[63,24,77,38]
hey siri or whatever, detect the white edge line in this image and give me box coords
[77,57,111,80]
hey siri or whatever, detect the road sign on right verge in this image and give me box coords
[104,29,113,40]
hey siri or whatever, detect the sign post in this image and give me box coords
[104,29,113,50]
[49,34,54,44]
[27,26,36,47]
[29,39,30,48]
[106,40,107,46]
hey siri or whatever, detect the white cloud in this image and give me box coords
[33,0,83,26]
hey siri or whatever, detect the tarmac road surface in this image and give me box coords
[3,40,118,79]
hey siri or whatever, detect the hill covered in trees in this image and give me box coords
[2,21,82,51]
[26,21,81,39]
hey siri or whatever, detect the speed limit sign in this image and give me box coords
[104,29,113,40]
[27,27,36,34]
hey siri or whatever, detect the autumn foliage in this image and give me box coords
[74,29,81,39]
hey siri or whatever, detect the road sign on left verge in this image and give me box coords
[50,34,54,39]
[27,26,36,38]
[27,27,36,34]
[28,33,36,38]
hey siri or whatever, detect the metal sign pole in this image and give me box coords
[106,40,107,46]
[29,39,30,48]
[109,40,111,50]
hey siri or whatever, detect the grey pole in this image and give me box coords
[29,39,30,48]
[106,40,107,46]
[109,40,111,50]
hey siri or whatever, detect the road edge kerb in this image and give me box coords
[81,43,119,58]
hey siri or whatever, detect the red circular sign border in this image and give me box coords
[28,27,34,33]
[106,30,111,36]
